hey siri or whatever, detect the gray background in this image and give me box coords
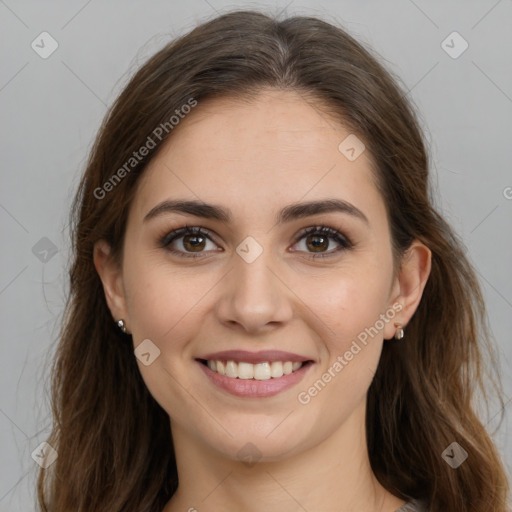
[1,0,511,509]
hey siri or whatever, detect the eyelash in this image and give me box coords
[159,224,353,260]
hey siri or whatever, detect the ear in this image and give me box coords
[384,239,432,340]
[93,239,130,331]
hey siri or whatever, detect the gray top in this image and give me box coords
[395,499,427,511]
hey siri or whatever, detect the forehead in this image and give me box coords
[131,89,384,223]
[162,89,359,159]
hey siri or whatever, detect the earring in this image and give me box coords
[394,323,404,340]
[117,319,127,333]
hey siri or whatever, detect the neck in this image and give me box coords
[163,401,406,512]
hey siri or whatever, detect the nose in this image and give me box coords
[215,246,294,334]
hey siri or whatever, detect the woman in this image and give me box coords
[37,9,509,512]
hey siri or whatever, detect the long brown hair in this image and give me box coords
[37,9,510,511]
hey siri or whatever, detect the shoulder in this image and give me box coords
[395,499,428,511]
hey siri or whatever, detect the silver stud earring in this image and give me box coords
[394,323,404,340]
[117,319,127,333]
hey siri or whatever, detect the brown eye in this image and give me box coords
[160,226,219,259]
[305,233,329,252]
[182,234,207,252]
[292,226,352,259]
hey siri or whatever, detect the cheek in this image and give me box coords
[292,274,388,434]
[296,277,387,416]
[122,253,206,343]
[294,262,391,349]
[121,256,209,411]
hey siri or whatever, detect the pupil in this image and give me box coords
[309,235,326,251]
[185,235,205,251]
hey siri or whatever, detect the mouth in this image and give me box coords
[195,356,314,398]
[196,358,312,380]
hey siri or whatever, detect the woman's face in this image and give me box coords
[100,89,414,461]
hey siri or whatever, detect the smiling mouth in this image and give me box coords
[197,359,313,380]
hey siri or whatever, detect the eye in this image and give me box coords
[291,226,352,259]
[159,224,352,260]
[160,225,219,259]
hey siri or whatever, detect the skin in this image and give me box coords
[94,89,431,512]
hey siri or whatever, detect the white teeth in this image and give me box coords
[270,361,283,378]
[225,360,238,378]
[237,362,254,379]
[204,359,305,380]
[254,362,271,380]
[216,360,225,375]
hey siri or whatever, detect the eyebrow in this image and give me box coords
[143,198,369,225]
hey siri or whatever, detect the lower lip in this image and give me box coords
[196,360,313,398]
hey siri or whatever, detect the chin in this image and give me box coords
[199,415,316,463]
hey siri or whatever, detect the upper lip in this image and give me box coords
[197,350,313,364]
